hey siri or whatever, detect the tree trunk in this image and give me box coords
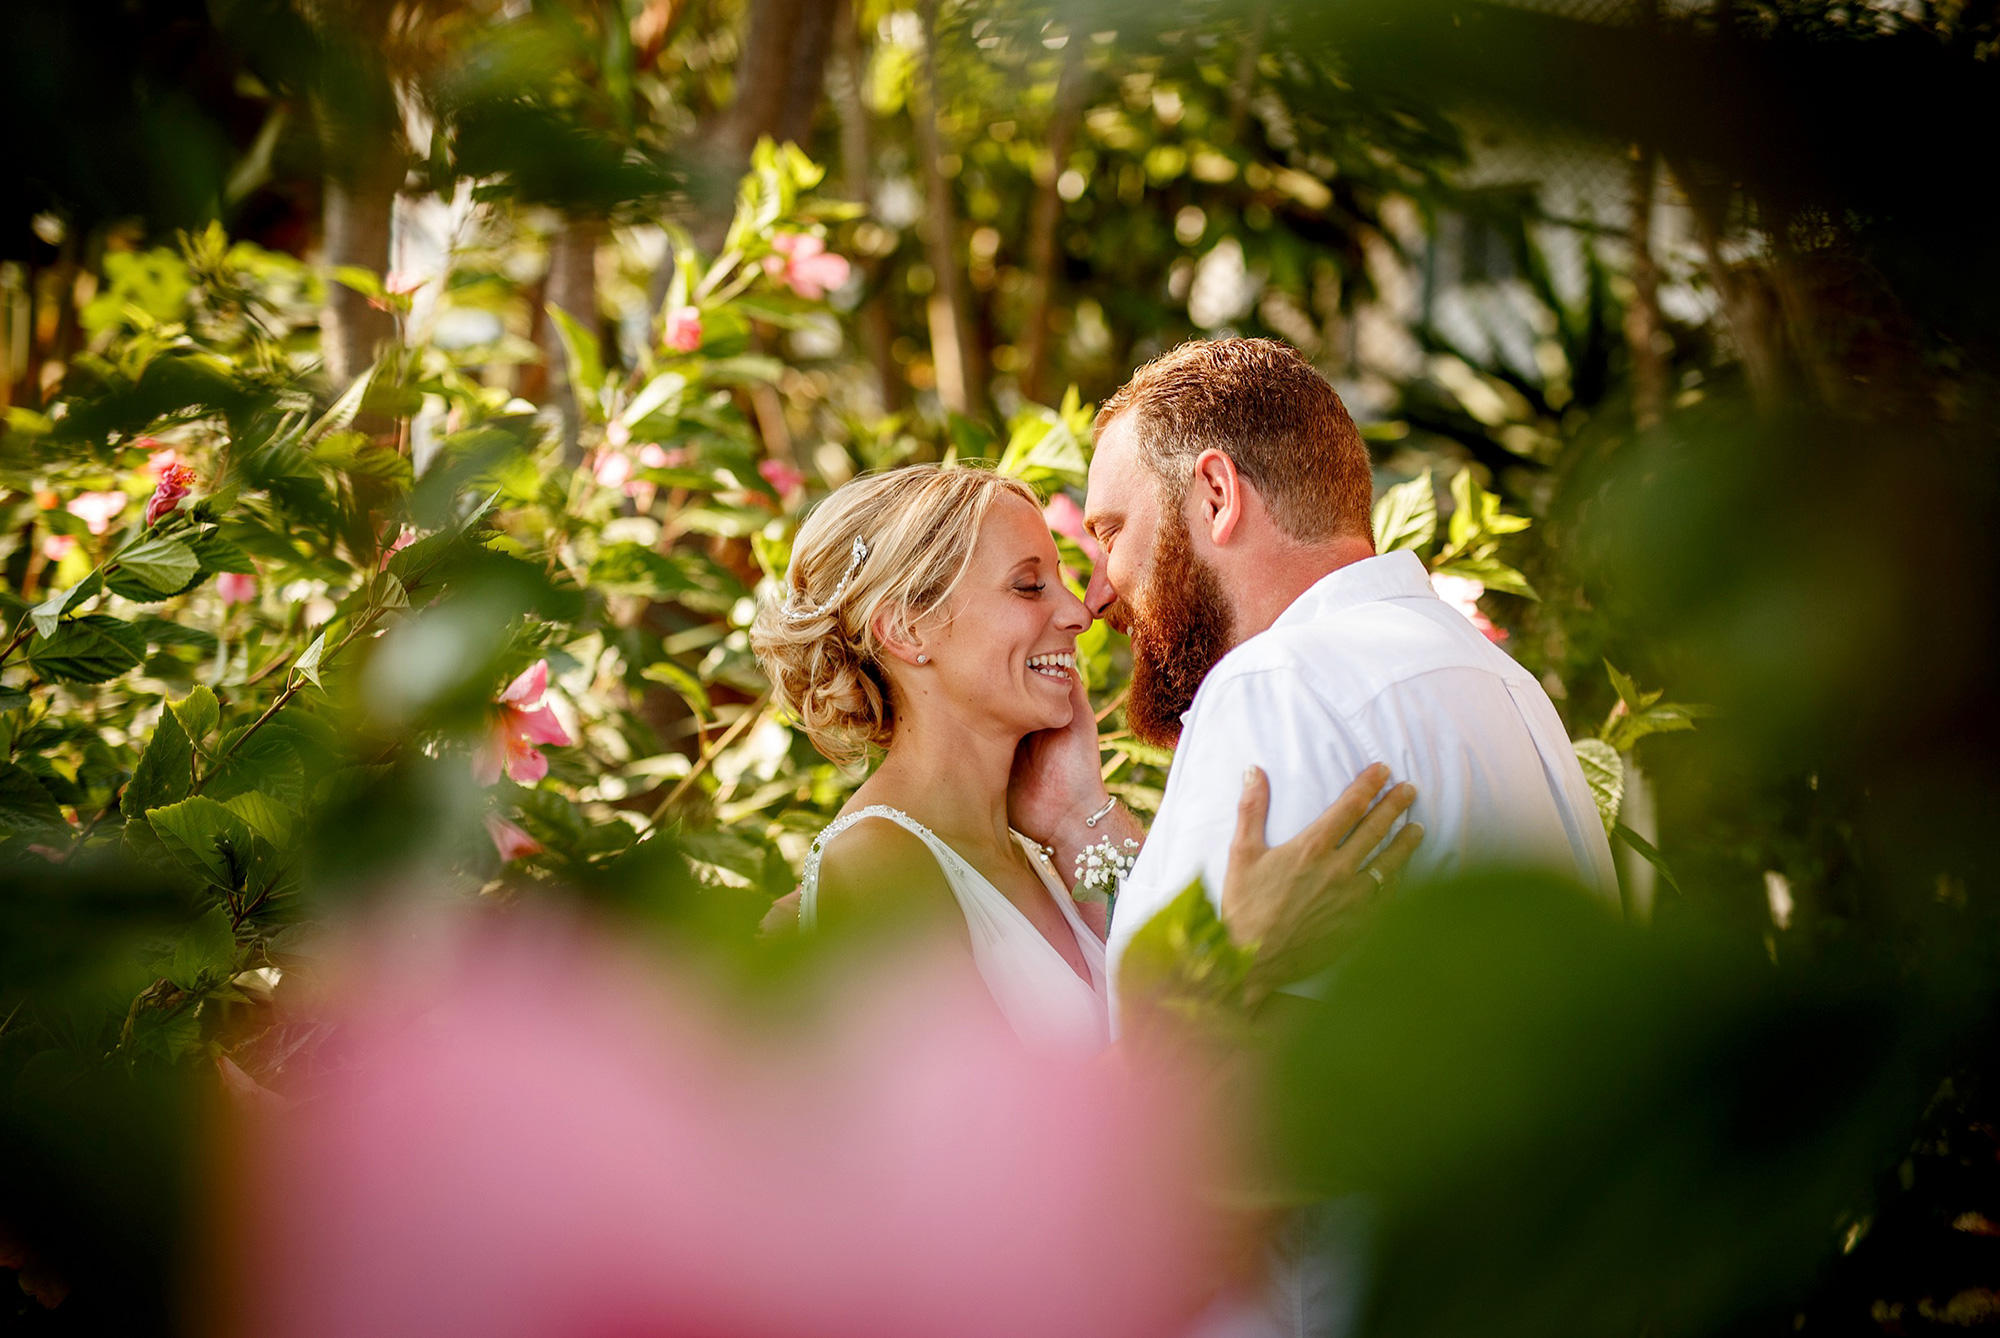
[540,214,605,462]
[656,0,834,309]
[1674,164,1787,408]
[1018,39,1089,406]
[1623,143,1668,430]
[829,0,901,412]
[912,0,983,418]
[320,161,400,393]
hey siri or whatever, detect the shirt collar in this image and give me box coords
[1176,551,1437,726]
[1271,550,1437,631]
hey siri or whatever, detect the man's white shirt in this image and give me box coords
[1104,550,1618,1022]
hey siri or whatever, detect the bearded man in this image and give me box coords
[1028,337,1613,985]
[1011,336,1616,1335]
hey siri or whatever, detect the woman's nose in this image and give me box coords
[1055,580,1091,632]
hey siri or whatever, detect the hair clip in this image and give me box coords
[783,535,870,621]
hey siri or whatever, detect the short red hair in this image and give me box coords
[1095,338,1373,543]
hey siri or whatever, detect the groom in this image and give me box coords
[1019,337,1616,1337]
[1024,336,1616,1005]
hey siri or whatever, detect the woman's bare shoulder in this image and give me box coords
[815,814,959,927]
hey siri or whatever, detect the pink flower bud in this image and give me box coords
[144,464,197,526]
[66,491,128,536]
[663,306,703,352]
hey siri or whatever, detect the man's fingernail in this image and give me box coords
[1244,766,1259,785]
[1410,823,1425,838]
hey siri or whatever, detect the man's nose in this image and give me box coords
[1084,564,1117,620]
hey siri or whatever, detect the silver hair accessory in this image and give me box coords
[783,535,870,621]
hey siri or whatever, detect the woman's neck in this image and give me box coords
[866,702,1020,857]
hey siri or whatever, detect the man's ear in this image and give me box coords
[870,605,927,667]
[1189,448,1245,547]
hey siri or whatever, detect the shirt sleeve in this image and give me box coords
[1106,667,1387,982]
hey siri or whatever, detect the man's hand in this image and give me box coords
[1222,763,1423,1001]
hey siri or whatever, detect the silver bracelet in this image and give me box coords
[1083,795,1118,828]
[1073,835,1140,898]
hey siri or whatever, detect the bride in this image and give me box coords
[752,465,1417,1053]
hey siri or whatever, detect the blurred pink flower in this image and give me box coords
[1042,494,1103,564]
[145,463,197,526]
[385,271,424,296]
[759,458,806,500]
[763,233,851,301]
[66,491,127,536]
[40,534,75,563]
[605,419,632,450]
[472,660,572,786]
[663,305,703,352]
[216,571,259,605]
[637,443,673,469]
[1431,572,1507,644]
[136,437,182,477]
[483,814,544,862]
[232,912,1220,1338]
[592,449,633,489]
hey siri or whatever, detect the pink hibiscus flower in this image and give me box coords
[216,572,259,605]
[483,813,544,862]
[472,660,573,786]
[663,305,703,352]
[592,450,634,489]
[763,233,851,301]
[66,491,128,535]
[40,533,75,563]
[758,458,806,501]
[145,463,197,526]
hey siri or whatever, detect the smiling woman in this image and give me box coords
[750,464,1115,1051]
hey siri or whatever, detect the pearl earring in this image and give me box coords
[916,653,929,664]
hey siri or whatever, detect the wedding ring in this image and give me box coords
[1366,866,1388,890]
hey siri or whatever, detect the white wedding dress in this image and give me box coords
[800,805,1110,1055]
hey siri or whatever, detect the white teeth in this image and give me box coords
[1027,651,1074,679]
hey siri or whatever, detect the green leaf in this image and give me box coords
[1613,822,1683,895]
[167,905,238,992]
[124,709,194,819]
[1116,737,1176,769]
[1430,554,1538,600]
[191,531,255,574]
[168,685,220,750]
[107,534,200,601]
[0,759,67,836]
[0,687,28,713]
[642,660,711,721]
[996,405,1088,487]
[1117,878,1256,1020]
[223,791,295,847]
[28,616,145,683]
[146,795,253,889]
[293,631,328,688]
[548,305,606,418]
[1572,738,1624,833]
[330,265,385,300]
[29,571,104,639]
[589,544,700,598]
[1372,470,1437,554]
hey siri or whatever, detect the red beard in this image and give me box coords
[1121,516,1234,748]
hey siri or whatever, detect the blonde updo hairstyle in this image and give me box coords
[751,465,1040,765]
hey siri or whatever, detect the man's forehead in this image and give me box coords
[1085,415,1142,520]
